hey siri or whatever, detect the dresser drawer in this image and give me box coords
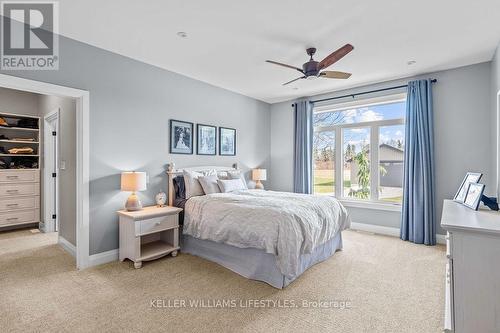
[0,209,40,226]
[0,170,39,183]
[138,215,178,236]
[0,196,39,212]
[0,183,40,198]
[446,231,452,259]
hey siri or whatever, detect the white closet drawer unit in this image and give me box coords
[0,196,40,212]
[0,170,39,183]
[0,209,40,226]
[0,183,40,198]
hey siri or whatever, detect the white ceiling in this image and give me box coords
[57,0,500,103]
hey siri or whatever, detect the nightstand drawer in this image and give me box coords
[138,215,178,236]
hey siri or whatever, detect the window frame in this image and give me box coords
[312,93,406,208]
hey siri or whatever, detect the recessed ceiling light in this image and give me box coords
[407,60,416,65]
[292,87,299,90]
[177,31,188,38]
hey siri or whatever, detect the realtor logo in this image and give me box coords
[1,1,59,70]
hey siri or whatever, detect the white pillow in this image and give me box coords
[183,170,205,199]
[198,175,221,194]
[202,169,217,176]
[218,179,246,193]
[226,170,248,189]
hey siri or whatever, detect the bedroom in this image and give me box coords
[0,1,499,332]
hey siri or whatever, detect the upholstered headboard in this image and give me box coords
[166,163,239,206]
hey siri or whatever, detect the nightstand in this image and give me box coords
[118,205,182,268]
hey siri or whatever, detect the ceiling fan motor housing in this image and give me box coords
[303,60,319,77]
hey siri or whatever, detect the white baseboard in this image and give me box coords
[88,249,119,267]
[58,236,76,257]
[349,222,446,245]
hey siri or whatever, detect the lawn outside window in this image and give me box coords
[313,93,406,206]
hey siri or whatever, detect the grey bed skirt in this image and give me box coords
[181,232,343,289]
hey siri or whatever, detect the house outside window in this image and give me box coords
[313,94,406,204]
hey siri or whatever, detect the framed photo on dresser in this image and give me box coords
[170,120,193,154]
[453,172,482,203]
[197,124,216,155]
[463,182,485,210]
[219,127,236,156]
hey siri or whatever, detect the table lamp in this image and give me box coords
[252,169,267,190]
[121,171,147,211]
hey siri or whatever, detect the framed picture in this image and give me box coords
[197,124,216,155]
[169,119,193,154]
[219,127,236,156]
[463,183,485,210]
[453,172,482,203]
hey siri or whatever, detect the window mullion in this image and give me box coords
[370,126,379,201]
[335,128,342,197]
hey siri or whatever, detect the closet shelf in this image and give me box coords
[0,126,39,132]
[0,140,39,144]
[0,154,39,157]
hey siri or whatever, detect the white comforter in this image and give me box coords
[183,190,350,278]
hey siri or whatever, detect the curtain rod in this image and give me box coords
[291,79,437,107]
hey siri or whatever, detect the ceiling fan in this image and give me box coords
[266,44,354,86]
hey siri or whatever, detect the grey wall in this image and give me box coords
[0,87,39,116]
[493,42,500,198]
[1,36,271,255]
[38,95,77,246]
[270,62,494,235]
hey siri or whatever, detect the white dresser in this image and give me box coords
[441,199,500,333]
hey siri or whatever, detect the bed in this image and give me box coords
[167,164,350,289]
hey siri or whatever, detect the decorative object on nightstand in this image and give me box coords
[118,205,182,269]
[155,192,167,207]
[121,171,147,211]
[252,168,267,190]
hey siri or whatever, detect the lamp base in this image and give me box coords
[255,180,264,190]
[125,192,143,211]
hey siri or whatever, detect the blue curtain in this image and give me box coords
[293,100,313,194]
[401,79,436,245]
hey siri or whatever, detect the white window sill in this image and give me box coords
[339,199,402,212]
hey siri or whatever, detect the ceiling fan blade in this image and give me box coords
[266,60,304,73]
[318,44,354,70]
[320,71,352,79]
[283,76,306,86]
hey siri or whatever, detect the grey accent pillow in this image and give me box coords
[217,179,246,193]
[183,170,205,199]
[198,175,221,194]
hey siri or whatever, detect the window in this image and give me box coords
[313,94,406,204]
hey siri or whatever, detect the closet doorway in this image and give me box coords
[43,109,59,233]
[0,74,90,269]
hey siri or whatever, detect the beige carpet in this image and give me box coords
[0,228,446,333]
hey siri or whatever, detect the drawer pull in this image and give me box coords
[6,190,19,193]
[6,203,19,207]
[155,222,161,226]
[6,176,19,179]
[6,217,19,221]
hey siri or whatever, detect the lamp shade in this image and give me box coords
[121,171,147,192]
[252,169,267,181]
